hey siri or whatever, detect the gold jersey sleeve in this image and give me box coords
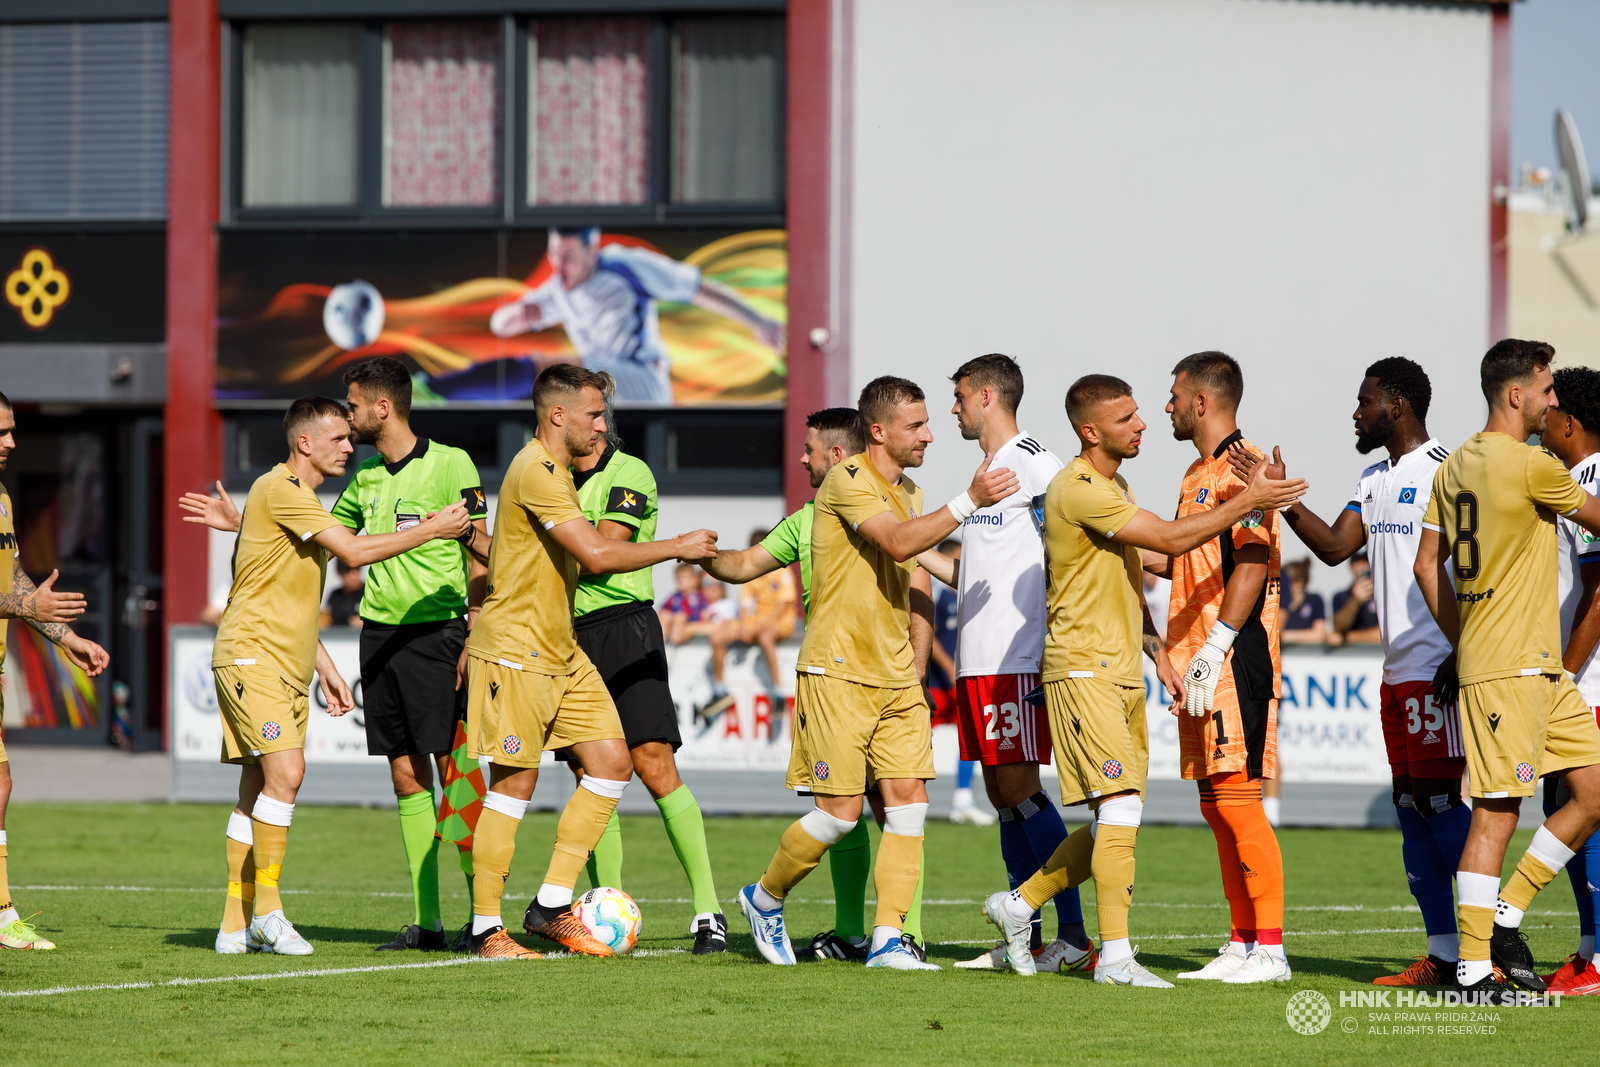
[1422,432,1588,684]
[1040,458,1145,686]
[796,452,923,687]
[467,438,587,675]
[0,486,14,671]
[212,465,340,691]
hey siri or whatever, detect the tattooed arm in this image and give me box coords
[0,561,110,676]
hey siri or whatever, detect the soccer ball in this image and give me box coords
[573,887,641,954]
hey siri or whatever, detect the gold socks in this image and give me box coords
[872,832,923,929]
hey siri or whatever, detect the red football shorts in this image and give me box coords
[956,673,1051,765]
[929,686,959,728]
[1379,680,1467,780]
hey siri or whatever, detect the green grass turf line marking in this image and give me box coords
[0,956,486,998]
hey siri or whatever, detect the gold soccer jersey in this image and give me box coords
[212,465,341,691]
[795,453,923,688]
[1168,432,1282,780]
[467,438,588,675]
[1040,457,1144,686]
[1422,433,1587,684]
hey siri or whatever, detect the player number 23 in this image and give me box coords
[1405,695,1444,735]
[983,702,1022,741]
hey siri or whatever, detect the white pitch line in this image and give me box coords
[937,927,1428,947]
[0,947,687,1000]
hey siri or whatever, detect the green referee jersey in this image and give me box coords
[330,437,488,625]
[759,501,814,616]
[573,444,658,615]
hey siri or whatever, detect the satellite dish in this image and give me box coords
[323,280,385,350]
[1556,108,1590,233]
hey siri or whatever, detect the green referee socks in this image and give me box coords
[657,786,721,916]
[397,790,442,931]
[586,811,624,890]
[829,819,872,940]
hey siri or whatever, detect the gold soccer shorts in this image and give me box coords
[786,673,934,797]
[1459,672,1600,798]
[1045,677,1148,806]
[213,663,309,765]
[466,653,623,769]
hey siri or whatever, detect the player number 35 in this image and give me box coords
[1405,695,1444,735]
[983,702,1022,741]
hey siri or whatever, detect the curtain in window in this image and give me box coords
[671,18,783,203]
[528,19,650,206]
[384,21,501,207]
[242,23,359,208]
[0,21,167,221]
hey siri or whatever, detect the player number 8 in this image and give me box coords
[1453,491,1480,582]
[1404,695,1443,735]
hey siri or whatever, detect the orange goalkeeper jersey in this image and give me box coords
[1167,430,1282,780]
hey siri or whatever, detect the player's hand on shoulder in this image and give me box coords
[179,480,242,533]
[424,500,473,540]
[675,529,719,562]
[1239,446,1306,511]
[968,453,1020,509]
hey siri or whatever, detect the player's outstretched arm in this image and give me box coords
[693,279,786,351]
[703,544,783,585]
[550,519,717,575]
[179,480,242,533]
[1229,445,1364,565]
[915,549,957,588]
[856,454,1019,563]
[313,501,472,568]
[1111,463,1306,556]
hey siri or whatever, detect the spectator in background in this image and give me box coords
[736,527,797,689]
[1143,570,1171,641]
[320,559,365,629]
[696,578,743,727]
[200,579,230,627]
[1279,557,1327,645]
[1331,551,1381,645]
[660,563,709,644]
[927,541,990,825]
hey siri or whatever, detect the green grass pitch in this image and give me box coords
[0,802,1592,1064]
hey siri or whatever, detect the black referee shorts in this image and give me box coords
[568,600,681,754]
[359,617,468,758]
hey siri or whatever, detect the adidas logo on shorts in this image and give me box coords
[1422,730,1440,746]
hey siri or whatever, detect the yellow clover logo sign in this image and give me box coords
[5,248,70,329]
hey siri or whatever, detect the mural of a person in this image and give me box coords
[490,227,786,404]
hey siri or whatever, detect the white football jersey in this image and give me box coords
[1556,453,1600,705]
[1349,439,1454,685]
[955,431,1063,677]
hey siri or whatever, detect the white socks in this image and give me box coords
[252,794,294,827]
[483,791,530,820]
[752,882,783,912]
[799,807,858,845]
[1229,939,1254,958]
[1493,899,1525,929]
[472,913,502,936]
[226,811,254,844]
[537,884,574,909]
[1458,958,1493,984]
[871,926,900,952]
[1428,933,1460,962]
[1003,889,1034,922]
[579,775,629,801]
[881,802,928,836]
[1101,936,1132,963]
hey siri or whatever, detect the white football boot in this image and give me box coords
[953,941,1010,970]
[865,939,942,971]
[1094,948,1174,988]
[1035,937,1097,973]
[737,884,795,965]
[248,911,315,956]
[214,927,257,954]
[1221,945,1293,983]
[1176,942,1249,980]
[981,891,1037,976]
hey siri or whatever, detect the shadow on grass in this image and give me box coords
[162,925,406,950]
